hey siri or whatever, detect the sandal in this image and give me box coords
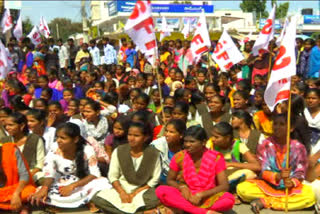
[206,211,221,214]
[233,194,242,205]
[250,199,264,214]
[88,202,100,213]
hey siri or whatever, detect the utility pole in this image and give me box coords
[81,0,89,43]
[56,23,60,39]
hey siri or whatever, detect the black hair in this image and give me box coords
[129,121,153,145]
[69,98,80,106]
[173,88,185,101]
[48,101,63,110]
[184,126,207,142]
[26,109,46,122]
[233,90,250,101]
[131,110,151,123]
[173,101,189,115]
[133,92,150,106]
[306,88,320,98]
[85,100,101,112]
[94,81,105,89]
[34,98,48,109]
[232,110,253,128]
[8,112,29,134]
[293,82,309,96]
[10,95,30,112]
[204,83,220,94]
[41,88,53,99]
[56,123,88,178]
[38,75,49,82]
[63,88,74,95]
[185,76,196,86]
[166,119,186,136]
[237,79,252,93]
[0,107,12,115]
[191,90,205,105]
[209,95,226,105]
[163,106,173,115]
[213,122,233,137]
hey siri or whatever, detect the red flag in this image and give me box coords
[124,0,157,66]
[1,9,13,34]
[264,17,297,111]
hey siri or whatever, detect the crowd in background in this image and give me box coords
[0,34,319,214]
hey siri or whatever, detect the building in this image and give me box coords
[90,1,256,35]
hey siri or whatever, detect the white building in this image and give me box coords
[90,1,256,35]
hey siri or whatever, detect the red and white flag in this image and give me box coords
[124,0,157,66]
[182,18,191,39]
[160,16,171,41]
[0,40,9,79]
[13,13,23,41]
[264,17,297,111]
[276,18,289,47]
[212,29,244,72]
[1,8,13,34]
[28,26,42,46]
[190,10,211,63]
[252,5,276,56]
[39,16,50,38]
[239,31,252,47]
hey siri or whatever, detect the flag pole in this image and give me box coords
[285,87,292,213]
[267,43,273,81]
[153,45,166,121]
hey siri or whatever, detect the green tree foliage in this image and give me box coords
[48,18,82,41]
[271,0,289,19]
[22,17,33,36]
[240,0,268,19]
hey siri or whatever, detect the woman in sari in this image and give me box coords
[156,126,235,214]
[0,143,36,212]
[237,113,315,213]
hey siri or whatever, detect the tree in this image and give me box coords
[240,0,268,19]
[22,17,33,36]
[271,0,289,19]
[48,18,82,41]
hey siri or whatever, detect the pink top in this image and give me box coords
[170,149,226,194]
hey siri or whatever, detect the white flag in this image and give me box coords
[276,18,289,47]
[212,29,244,72]
[39,16,50,38]
[0,40,9,79]
[13,13,23,41]
[124,0,157,66]
[1,8,13,34]
[28,26,42,46]
[160,16,171,41]
[264,17,297,111]
[190,10,211,63]
[252,5,276,56]
[182,18,191,39]
[239,31,252,47]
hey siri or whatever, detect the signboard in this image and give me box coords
[259,18,281,30]
[4,0,22,10]
[155,18,180,31]
[304,15,320,24]
[116,1,214,13]
[108,1,117,16]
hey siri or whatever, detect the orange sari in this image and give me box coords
[0,143,36,210]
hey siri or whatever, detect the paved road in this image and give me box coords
[4,204,313,214]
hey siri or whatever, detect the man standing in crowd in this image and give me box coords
[57,38,69,77]
[102,37,117,65]
[67,38,79,70]
[89,39,100,67]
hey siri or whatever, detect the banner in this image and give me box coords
[212,29,244,71]
[27,26,42,46]
[13,13,23,41]
[252,5,276,56]
[1,9,13,34]
[124,0,157,65]
[264,17,297,111]
[0,40,9,80]
[39,16,50,38]
[159,16,171,41]
[190,10,211,63]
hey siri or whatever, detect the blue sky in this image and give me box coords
[21,1,320,24]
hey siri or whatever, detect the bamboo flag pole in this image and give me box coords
[153,46,166,121]
[267,43,273,81]
[284,88,292,213]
